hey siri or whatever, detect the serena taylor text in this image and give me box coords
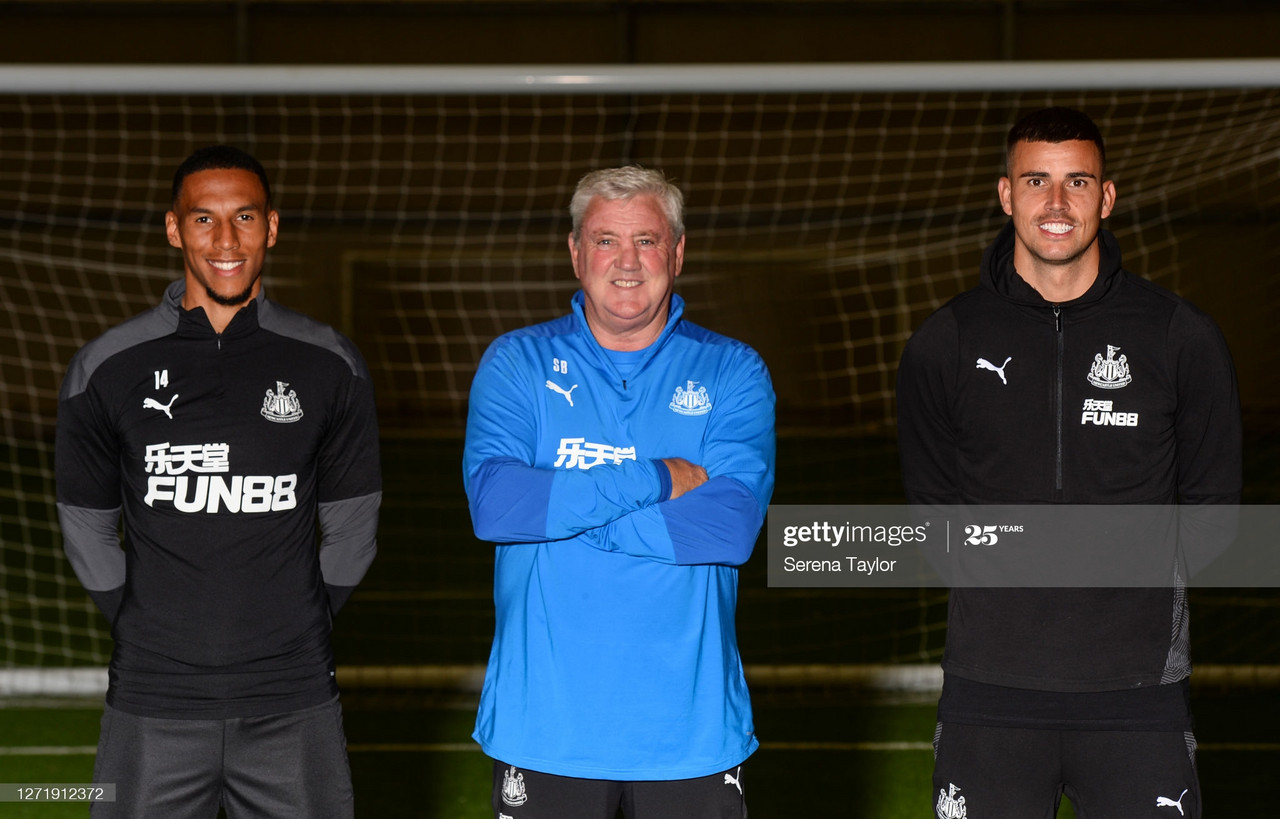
[783,555,898,575]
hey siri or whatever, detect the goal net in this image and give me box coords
[3,63,1279,694]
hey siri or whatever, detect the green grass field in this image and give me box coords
[3,692,1279,817]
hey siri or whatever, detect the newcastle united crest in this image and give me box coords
[261,381,304,423]
[669,380,712,416]
[1087,345,1132,390]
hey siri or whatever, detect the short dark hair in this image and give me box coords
[1006,107,1106,176]
[171,145,272,208]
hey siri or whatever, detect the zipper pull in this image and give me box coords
[1053,305,1062,332]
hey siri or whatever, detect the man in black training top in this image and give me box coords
[897,108,1241,818]
[56,145,381,818]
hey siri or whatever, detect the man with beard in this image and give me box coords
[897,108,1241,818]
[56,145,381,818]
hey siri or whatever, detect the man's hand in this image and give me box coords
[662,457,709,500]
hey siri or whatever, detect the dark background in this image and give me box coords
[7,0,1280,66]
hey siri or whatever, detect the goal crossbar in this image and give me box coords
[5,60,1280,95]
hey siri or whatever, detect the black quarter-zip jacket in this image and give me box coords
[897,223,1241,706]
[57,281,381,719]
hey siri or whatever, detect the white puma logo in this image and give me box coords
[143,394,178,419]
[976,356,1013,385]
[1156,789,1189,815]
[723,766,743,796]
[545,380,578,407]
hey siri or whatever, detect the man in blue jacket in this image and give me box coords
[463,166,776,819]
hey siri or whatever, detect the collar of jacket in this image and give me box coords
[569,289,686,374]
[979,221,1125,311]
[163,279,265,340]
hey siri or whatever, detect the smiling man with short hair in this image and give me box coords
[897,108,1241,818]
[464,166,775,819]
[57,145,380,818]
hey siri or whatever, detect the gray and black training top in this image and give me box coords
[56,280,381,719]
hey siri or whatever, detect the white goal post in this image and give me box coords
[4,59,1280,94]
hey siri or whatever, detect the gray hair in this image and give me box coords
[569,166,685,243]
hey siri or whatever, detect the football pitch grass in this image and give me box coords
[3,693,1280,817]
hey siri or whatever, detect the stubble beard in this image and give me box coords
[205,280,257,307]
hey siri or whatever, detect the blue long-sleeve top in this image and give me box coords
[463,291,775,779]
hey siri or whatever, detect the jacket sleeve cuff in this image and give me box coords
[326,584,356,616]
[651,458,673,503]
[87,586,124,624]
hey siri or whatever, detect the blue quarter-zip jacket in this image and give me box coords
[463,291,775,779]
